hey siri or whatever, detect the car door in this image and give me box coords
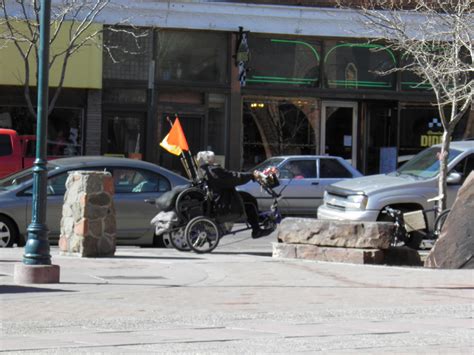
[278,159,319,215]
[109,167,171,243]
[24,171,70,242]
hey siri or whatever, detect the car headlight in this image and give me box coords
[346,194,368,210]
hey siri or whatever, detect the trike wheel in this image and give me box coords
[168,227,191,252]
[175,188,206,222]
[185,217,220,254]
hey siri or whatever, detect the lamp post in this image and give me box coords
[14,0,59,284]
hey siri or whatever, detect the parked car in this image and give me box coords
[318,140,474,229]
[238,155,363,216]
[0,156,189,247]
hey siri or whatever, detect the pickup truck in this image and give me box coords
[317,140,474,247]
[0,128,63,178]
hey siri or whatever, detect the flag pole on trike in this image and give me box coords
[160,115,197,180]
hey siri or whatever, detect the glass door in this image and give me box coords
[321,101,358,167]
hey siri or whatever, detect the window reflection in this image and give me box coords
[324,41,396,90]
[156,30,227,83]
[247,36,321,87]
[243,98,317,170]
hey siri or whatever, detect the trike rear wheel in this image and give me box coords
[185,216,220,253]
[175,188,206,222]
[168,227,191,252]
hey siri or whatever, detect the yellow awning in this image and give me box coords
[0,21,102,89]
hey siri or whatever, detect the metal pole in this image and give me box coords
[23,0,52,265]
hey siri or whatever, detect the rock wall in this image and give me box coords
[59,171,116,257]
[275,217,421,266]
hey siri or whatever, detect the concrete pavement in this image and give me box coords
[1,231,473,354]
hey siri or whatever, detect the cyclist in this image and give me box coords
[196,151,273,239]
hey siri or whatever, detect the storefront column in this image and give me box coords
[85,89,102,155]
[227,34,243,170]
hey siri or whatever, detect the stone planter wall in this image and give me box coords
[59,171,116,257]
[274,218,421,266]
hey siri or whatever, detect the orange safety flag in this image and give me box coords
[160,117,189,156]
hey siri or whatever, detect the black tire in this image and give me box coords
[185,216,220,254]
[404,231,423,250]
[175,188,206,222]
[168,227,191,252]
[153,233,167,248]
[0,216,18,248]
[434,209,450,237]
[378,207,422,249]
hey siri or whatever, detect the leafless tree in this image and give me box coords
[341,0,473,211]
[0,0,144,119]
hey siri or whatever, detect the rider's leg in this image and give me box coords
[239,193,272,239]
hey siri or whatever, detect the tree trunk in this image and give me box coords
[438,130,451,213]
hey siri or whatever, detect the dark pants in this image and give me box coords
[238,191,260,231]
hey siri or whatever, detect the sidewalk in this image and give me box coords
[1,233,473,354]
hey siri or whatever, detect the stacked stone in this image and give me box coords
[59,171,116,257]
[274,218,421,265]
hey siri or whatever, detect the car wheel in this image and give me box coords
[0,216,17,248]
[153,233,167,248]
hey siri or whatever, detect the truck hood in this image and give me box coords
[327,173,427,196]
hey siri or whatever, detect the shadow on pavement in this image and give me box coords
[212,251,272,257]
[0,285,76,294]
[112,255,204,260]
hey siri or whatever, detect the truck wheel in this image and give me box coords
[0,216,17,248]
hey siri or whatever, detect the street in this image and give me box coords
[1,229,473,354]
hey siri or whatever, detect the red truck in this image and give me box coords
[0,128,63,178]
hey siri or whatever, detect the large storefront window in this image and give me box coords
[324,41,396,90]
[399,107,444,160]
[103,26,152,81]
[399,107,472,161]
[155,30,227,83]
[0,106,83,156]
[247,36,321,87]
[242,97,318,170]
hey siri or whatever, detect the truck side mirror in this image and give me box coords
[447,171,462,185]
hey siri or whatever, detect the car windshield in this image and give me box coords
[251,158,285,172]
[391,147,463,179]
[0,164,57,191]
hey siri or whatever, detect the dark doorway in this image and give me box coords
[365,104,398,174]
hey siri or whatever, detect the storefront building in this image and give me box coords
[1,1,472,175]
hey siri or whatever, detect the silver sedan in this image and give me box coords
[0,156,189,247]
[238,155,363,217]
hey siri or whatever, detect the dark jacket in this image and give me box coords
[200,163,253,223]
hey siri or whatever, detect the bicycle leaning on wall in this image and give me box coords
[382,195,451,249]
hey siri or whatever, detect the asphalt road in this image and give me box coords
[1,229,473,354]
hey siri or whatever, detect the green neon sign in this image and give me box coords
[328,80,392,88]
[401,81,432,89]
[324,43,397,65]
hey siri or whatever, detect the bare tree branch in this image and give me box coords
[340,0,474,211]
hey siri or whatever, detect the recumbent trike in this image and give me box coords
[151,169,282,253]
